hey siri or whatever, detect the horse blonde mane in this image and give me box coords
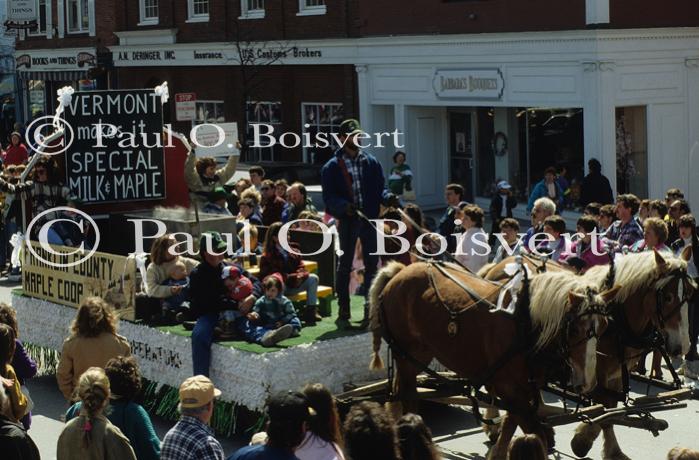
[528,270,596,350]
[584,251,687,304]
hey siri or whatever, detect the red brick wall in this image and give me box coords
[119,0,355,42]
[610,0,699,28]
[16,0,119,50]
[116,65,358,162]
[357,0,587,36]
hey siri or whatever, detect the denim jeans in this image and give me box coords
[336,216,378,308]
[285,273,319,305]
[191,313,218,376]
[249,317,302,343]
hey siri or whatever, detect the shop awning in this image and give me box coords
[18,70,88,81]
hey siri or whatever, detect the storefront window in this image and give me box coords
[616,106,648,198]
[301,102,343,164]
[524,108,584,209]
[28,80,46,120]
[246,101,281,162]
[192,100,225,125]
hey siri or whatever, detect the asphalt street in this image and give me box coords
[2,279,698,460]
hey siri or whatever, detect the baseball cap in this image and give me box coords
[267,391,313,423]
[497,180,512,190]
[338,119,363,137]
[179,375,221,408]
[209,186,229,202]
[200,231,228,254]
[221,265,241,280]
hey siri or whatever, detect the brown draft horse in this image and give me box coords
[369,261,619,460]
[570,249,697,460]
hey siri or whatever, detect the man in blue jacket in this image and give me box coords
[321,119,398,325]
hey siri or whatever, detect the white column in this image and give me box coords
[355,65,372,132]
[598,61,618,195]
[686,58,699,209]
[46,0,53,39]
[88,0,96,36]
[57,0,65,38]
[582,61,601,181]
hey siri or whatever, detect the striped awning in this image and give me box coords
[18,69,88,81]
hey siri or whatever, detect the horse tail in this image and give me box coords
[369,261,406,371]
[477,262,496,278]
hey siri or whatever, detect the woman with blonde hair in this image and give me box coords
[57,367,136,460]
[56,297,131,401]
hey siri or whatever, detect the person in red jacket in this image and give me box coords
[2,133,28,166]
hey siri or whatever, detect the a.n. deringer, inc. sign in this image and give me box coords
[433,68,505,101]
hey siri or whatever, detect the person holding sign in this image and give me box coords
[182,137,240,210]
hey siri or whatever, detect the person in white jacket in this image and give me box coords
[454,204,489,273]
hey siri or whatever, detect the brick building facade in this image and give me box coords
[13,1,699,205]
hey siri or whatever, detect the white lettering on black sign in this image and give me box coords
[64,90,166,204]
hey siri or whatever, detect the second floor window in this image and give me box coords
[188,0,209,20]
[28,0,47,36]
[67,0,89,33]
[140,0,159,24]
[241,0,264,18]
[298,0,326,16]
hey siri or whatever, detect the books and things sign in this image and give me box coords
[63,89,166,204]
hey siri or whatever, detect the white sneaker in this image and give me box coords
[261,324,294,347]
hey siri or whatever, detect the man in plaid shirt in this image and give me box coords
[604,194,644,251]
[321,119,400,327]
[161,375,224,460]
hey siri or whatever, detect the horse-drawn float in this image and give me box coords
[337,248,697,460]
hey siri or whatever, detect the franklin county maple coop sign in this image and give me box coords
[63,90,166,204]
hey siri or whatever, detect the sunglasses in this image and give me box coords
[36,169,47,174]
[260,187,270,191]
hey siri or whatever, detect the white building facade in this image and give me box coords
[352,27,699,211]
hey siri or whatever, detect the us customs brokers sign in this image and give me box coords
[64,90,166,204]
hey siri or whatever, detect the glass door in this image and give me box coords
[449,111,474,202]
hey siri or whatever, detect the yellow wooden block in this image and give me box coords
[288,285,333,302]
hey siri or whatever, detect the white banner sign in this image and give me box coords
[193,122,239,157]
[433,68,505,100]
[7,0,37,21]
[175,92,196,121]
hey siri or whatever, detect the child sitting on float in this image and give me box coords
[248,274,301,347]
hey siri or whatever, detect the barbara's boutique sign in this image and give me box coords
[433,68,505,101]
[64,90,166,204]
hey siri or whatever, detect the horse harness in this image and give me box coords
[605,266,694,400]
[377,260,609,423]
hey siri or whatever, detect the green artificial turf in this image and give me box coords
[157,295,369,353]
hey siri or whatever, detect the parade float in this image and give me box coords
[11,84,380,434]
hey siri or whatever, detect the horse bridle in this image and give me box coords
[559,290,610,364]
[654,267,695,329]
